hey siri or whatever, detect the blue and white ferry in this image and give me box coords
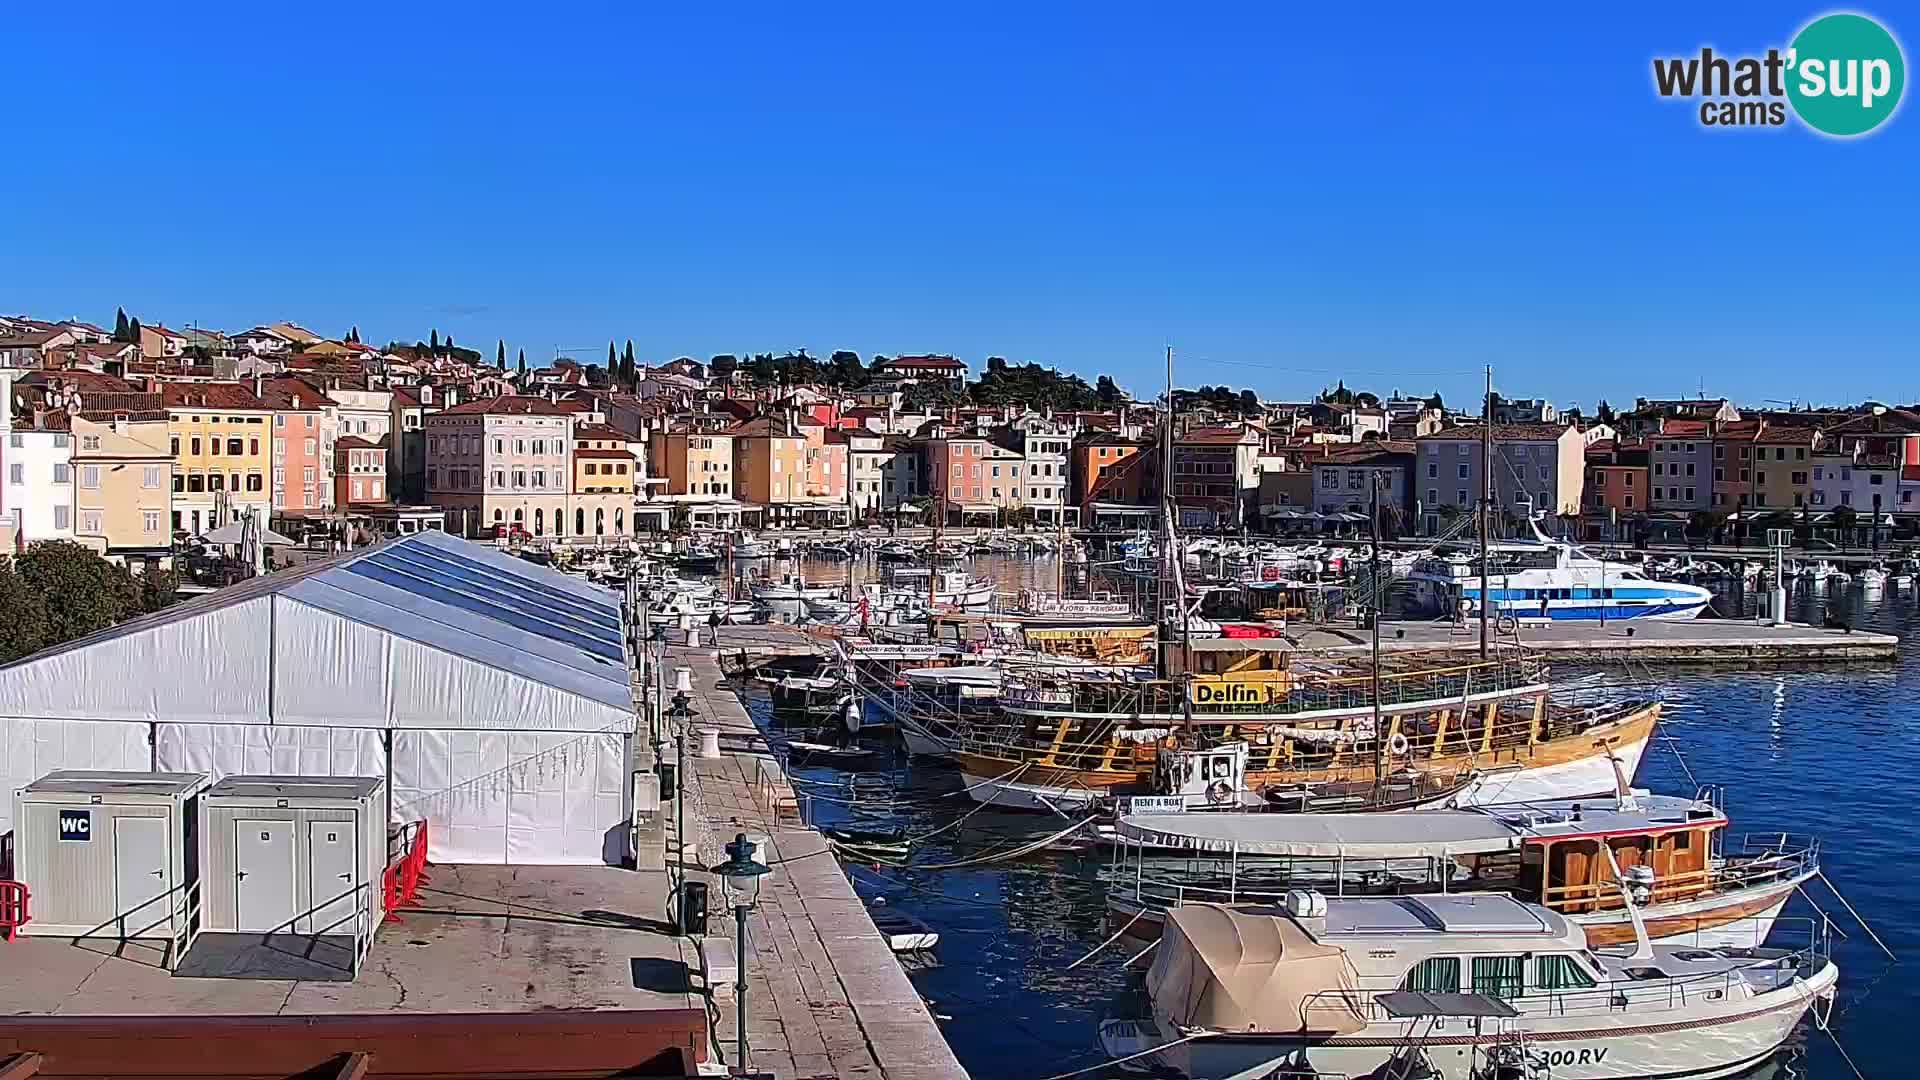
[1404,524,1710,622]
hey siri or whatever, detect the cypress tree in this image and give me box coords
[430,329,440,353]
[497,339,506,365]
[623,340,637,387]
[128,317,143,343]
[517,348,527,379]
[113,307,130,341]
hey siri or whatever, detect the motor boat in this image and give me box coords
[1858,566,1889,589]
[1403,520,1711,622]
[1104,891,1837,1080]
[750,575,840,602]
[874,569,995,610]
[730,535,774,559]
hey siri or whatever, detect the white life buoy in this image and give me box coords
[1388,732,1411,757]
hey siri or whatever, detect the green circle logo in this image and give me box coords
[1786,13,1906,136]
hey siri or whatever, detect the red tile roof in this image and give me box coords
[438,394,577,416]
[335,435,385,450]
[574,448,633,460]
[880,354,967,370]
[1419,423,1574,441]
[161,382,272,410]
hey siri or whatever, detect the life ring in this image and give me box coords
[1206,779,1233,805]
[1162,735,1180,749]
[1388,732,1411,757]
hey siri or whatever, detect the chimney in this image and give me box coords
[292,394,302,410]
[253,373,262,397]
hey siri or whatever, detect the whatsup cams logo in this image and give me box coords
[1653,11,1906,136]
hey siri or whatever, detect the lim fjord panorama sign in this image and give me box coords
[1653,12,1905,135]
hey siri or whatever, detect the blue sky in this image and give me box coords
[3,3,1914,409]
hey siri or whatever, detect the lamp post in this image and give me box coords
[671,666,693,884]
[710,832,771,1077]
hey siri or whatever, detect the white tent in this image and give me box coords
[0,531,634,865]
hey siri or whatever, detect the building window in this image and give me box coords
[143,465,162,488]
[144,510,162,534]
[80,511,102,534]
[79,466,101,490]
[227,438,244,456]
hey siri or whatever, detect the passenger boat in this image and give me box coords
[1403,523,1711,622]
[873,569,996,611]
[1106,893,1837,1080]
[1101,789,1818,954]
[950,641,1656,812]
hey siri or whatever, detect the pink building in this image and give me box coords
[259,376,336,513]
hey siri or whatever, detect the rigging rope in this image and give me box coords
[1035,1030,1212,1080]
[1063,905,1147,972]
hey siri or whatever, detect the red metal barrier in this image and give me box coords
[382,820,431,924]
[0,881,29,943]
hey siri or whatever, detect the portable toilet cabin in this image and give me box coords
[201,776,388,938]
[10,770,209,944]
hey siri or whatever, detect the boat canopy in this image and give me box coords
[899,664,1002,687]
[1116,810,1521,859]
[1147,903,1366,1035]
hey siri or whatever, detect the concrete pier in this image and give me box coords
[1297,617,1898,665]
[653,622,969,1080]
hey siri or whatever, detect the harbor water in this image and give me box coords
[740,552,1911,1079]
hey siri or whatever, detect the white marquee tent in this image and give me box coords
[0,531,635,865]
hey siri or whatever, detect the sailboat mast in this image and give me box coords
[1370,474,1385,802]
[1479,364,1493,660]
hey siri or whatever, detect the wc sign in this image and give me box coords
[59,809,91,842]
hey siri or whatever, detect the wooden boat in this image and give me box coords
[868,908,939,952]
[950,643,1655,812]
[784,740,882,769]
[1101,790,1818,955]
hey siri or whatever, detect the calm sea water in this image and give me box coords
[742,555,1911,1080]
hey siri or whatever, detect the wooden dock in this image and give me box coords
[658,623,970,1080]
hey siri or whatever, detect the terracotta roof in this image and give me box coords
[1824,408,1920,436]
[437,394,577,416]
[254,375,340,411]
[161,382,272,410]
[1177,426,1258,446]
[335,435,384,450]
[574,448,633,460]
[18,370,138,393]
[389,386,422,407]
[1315,441,1416,465]
[1418,423,1574,441]
[1753,426,1821,445]
[573,422,630,441]
[879,355,966,370]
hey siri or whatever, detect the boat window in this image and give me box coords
[1471,955,1525,999]
[1533,954,1596,991]
[1623,967,1669,981]
[1399,956,1460,994]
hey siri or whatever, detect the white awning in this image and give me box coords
[1115,810,1521,858]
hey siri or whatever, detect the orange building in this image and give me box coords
[1583,440,1649,537]
[1073,430,1154,516]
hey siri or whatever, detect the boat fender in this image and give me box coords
[1161,735,1180,750]
[1388,732,1410,757]
[1206,779,1233,805]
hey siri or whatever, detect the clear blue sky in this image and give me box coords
[3,3,1914,409]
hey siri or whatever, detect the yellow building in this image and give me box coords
[648,426,734,498]
[163,382,275,536]
[70,411,175,570]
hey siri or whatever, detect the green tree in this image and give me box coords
[623,340,637,387]
[11,541,139,647]
[0,563,49,663]
[430,329,440,353]
[136,569,180,614]
[348,325,360,343]
[497,339,506,365]
[1096,374,1123,406]
[1239,389,1260,415]
[608,341,617,372]
[113,307,130,342]
[710,354,739,381]
[127,316,143,343]
[826,350,866,388]
[1425,391,1444,409]
[1596,400,1617,425]
[517,348,527,378]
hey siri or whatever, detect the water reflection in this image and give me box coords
[736,555,1903,1079]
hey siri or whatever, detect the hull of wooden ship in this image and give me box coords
[954,699,1658,811]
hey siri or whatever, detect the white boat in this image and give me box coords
[751,576,839,602]
[804,595,854,620]
[1858,566,1888,589]
[1109,892,1837,1080]
[1404,521,1711,622]
[731,537,774,559]
[1102,790,1818,954]
[874,569,995,610]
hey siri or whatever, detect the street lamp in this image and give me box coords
[710,831,771,1077]
[672,666,693,887]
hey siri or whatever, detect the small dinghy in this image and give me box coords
[867,908,939,952]
[785,740,881,768]
[823,825,909,859]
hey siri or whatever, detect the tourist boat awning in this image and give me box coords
[1150,903,1366,1035]
[1116,810,1521,858]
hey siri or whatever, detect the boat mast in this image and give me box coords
[1479,364,1493,660]
[1370,473,1385,803]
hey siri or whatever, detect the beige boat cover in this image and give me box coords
[1146,903,1367,1035]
